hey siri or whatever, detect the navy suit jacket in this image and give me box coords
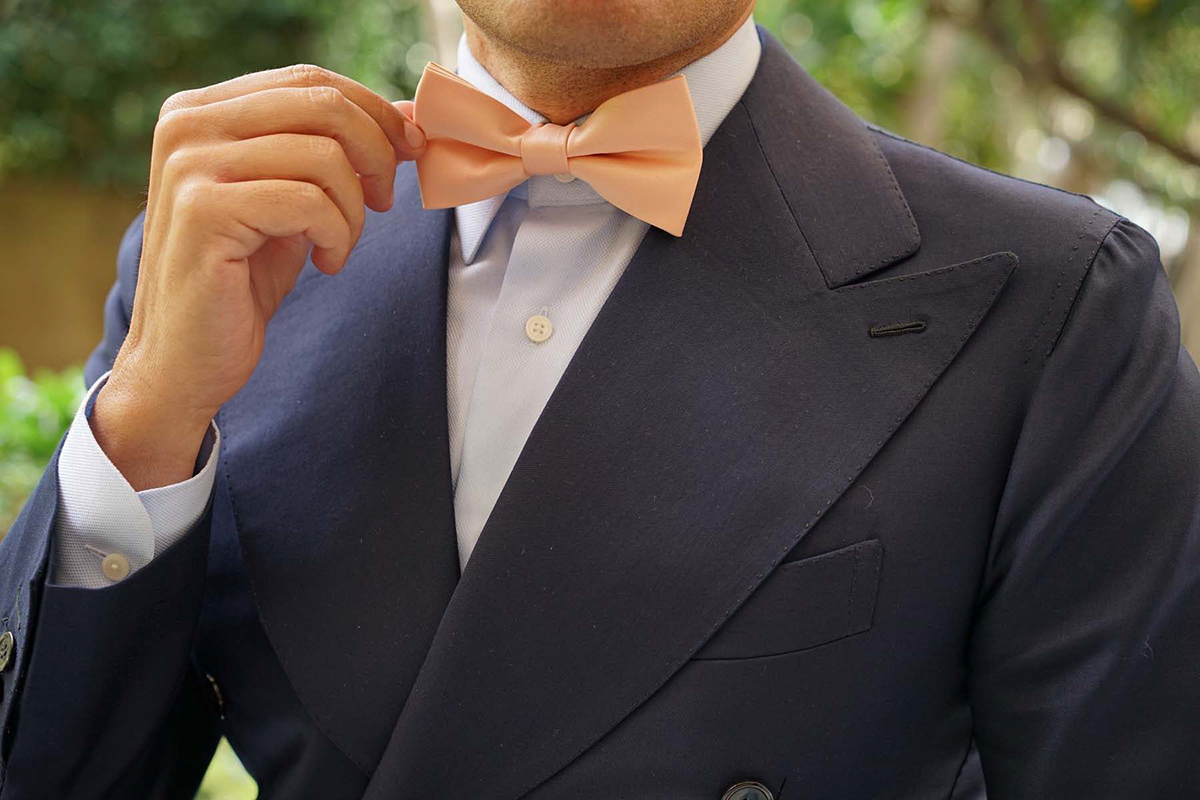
[2,27,1198,800]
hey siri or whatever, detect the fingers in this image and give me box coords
[160,63,425,161]
[147,63,430,285]
[177,86,398,209]
[169,134,367,245]
[185,179,352,274]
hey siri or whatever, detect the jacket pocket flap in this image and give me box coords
[692,538,883,660]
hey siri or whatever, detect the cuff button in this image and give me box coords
[0,630,14,672]
[102,553,131,582]
[722,781,773,800]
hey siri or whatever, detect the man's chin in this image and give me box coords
[456,0,738,69]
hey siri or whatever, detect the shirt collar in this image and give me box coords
[452,14,763,264]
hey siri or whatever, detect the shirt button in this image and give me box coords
[553,172,575,183]
[525,314,553,343]
[102,553,131,582]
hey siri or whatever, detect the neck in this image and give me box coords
[462,3,755,125]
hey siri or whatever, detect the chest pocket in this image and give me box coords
[692,538,883,660]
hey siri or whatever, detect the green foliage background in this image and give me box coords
[0,0,425,187]
[1,0,1196,797]
[0,349,80,532]
[4,0,1198,216]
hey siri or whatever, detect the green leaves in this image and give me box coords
[0,347,82,535]
[0,0,391,187]
[195,738,258,800]
[755,0,1198,277]
[3,0,1194,215]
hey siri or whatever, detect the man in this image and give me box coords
[1,0,1197,797]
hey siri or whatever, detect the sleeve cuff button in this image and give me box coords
[102,553,131,582]
[0,630,13,672]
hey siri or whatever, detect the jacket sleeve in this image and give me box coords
[969,216,1200,797]
[0,208,222,798]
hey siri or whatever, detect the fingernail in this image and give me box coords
[403,118,426,150]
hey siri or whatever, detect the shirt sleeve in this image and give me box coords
[50,368,221,589]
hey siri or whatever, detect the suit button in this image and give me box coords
[0,630,14,672]
[722,780,773,800]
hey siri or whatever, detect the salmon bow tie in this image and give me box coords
[410,62,704,237]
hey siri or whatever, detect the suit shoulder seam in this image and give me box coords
[1018,207,1119,372]
[1040,213,1126,364]
[867,125,1114,211]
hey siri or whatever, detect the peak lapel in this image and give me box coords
[364,29,1016,800]
[746,26,921,288]
[216,167,461,772]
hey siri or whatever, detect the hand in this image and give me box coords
[93,64,427,490]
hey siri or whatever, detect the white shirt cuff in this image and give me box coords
[51,369,220,588]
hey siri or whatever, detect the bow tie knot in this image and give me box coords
[520,122,576,176]
[409,61,703,236]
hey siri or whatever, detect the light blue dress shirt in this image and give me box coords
[51,16,763,587]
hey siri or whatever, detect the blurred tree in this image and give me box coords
[0,0,426,189]
[4,0,1194,295]
[752,0,1199,344]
